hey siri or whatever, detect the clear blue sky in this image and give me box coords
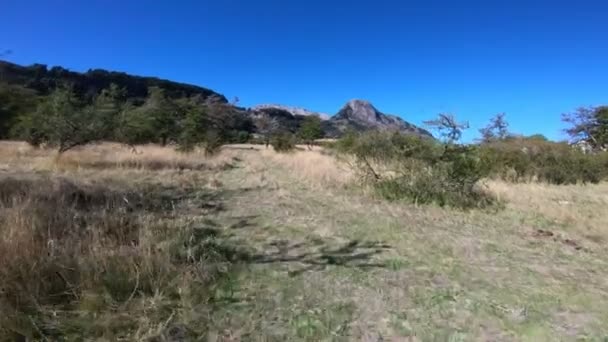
[3,0,607,141]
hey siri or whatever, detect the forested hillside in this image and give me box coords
[0,60,254,149]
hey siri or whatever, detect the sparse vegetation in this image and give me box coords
[3,59,608,340]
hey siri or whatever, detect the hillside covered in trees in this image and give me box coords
[0,60,256,150]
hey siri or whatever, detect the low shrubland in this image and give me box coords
[478,137,608,184]
[335,132,608,209]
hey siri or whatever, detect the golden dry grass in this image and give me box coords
[0,141,237,172]
[0,142,238,340]
[489,180,608,239]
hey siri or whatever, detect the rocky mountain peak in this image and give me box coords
[338,99,382,124]
[250,98,433,139]
[327,99,433,138]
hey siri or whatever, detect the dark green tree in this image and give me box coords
[177,105,210,152]
[144,87,180,145]
[114,103,160,147]
[0,84,39,138]
[16,85,120,153]
[298,115,323,149]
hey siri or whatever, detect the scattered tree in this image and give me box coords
[144,87,180,146]
[562,106,608,151]
[114,102,158,148]
[254,113,279,148]
[18,86,120,153]
[479,113,509,142]
[177,105,210,152]
[424,113,469,143]
[298,115,323,149]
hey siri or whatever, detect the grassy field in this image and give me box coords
[1,142,608,341]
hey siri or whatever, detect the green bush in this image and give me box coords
[339,132,495,209]
[478,138,608,184]
[271,133,296,153]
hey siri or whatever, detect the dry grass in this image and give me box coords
[489,180,608,241]
[260,148,353,187]
[3,141,608,340]
[0,175,221,340]
[0,141,237,173]
[205,144,608,340]
[0,142,238,340]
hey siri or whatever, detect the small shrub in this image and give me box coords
[271,133,296,153]
[338,132,495,209]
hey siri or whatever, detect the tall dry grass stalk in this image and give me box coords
[0,175,222,340]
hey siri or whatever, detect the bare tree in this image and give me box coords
[424,113,469,143]
[254,113,279,148]
[479,113,509,142]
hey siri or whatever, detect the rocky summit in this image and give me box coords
[251,99,433,138]
[324,99,433,138]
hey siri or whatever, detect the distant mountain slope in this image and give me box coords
[250,106,307,134]
[252,104,330,120]
[324,99,433,138]
[250,99,432,138]
[0,60,226,102]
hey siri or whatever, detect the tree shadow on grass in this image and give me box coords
[249,239,392,276]
[188,219,392,278]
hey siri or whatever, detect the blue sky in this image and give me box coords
[3,0,607,141]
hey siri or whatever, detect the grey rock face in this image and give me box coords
[252,104,330,120]
[326,99,433,138]
[250,99,433,139]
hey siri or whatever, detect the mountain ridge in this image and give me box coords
[0,59,226,102]
[1,59,432,139]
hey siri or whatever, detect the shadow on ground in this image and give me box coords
[188,218,392,277]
